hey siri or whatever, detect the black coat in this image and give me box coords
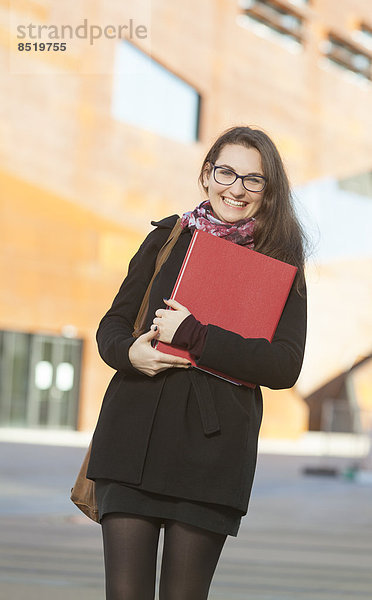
[87,215,307,514]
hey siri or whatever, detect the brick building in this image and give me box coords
[1,0,371,435]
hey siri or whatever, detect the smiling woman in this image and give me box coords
[202,145,265,221]
[86,125,308,599]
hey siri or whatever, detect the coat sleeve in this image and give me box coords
[96,227,169,374]
[195,281,307,389]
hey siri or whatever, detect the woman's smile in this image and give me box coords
[221,196,249,209]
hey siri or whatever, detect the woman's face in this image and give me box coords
[202,144,265,223]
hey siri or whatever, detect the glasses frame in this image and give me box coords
[211,163,267,193]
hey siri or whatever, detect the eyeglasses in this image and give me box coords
[212,164,267,193]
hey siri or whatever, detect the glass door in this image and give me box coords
[0,330,83,429]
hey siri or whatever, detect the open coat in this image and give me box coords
[87,214,307,515]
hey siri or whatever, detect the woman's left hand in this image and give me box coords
[152,299,191,344]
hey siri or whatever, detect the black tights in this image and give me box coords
[101,512,227,600]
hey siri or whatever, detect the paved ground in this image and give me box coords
[1,441,371,599]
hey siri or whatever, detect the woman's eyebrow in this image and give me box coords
[219,163,264,176]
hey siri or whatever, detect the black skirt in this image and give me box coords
[96,479,242,537]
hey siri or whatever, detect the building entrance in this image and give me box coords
[0,330,82,430]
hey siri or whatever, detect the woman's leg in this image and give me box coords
[101,512,162,600]
[159,520,227,600]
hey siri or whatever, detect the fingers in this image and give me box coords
[157,351,191,367]
[145,362,191,376]
[142,327,159,341]
[161,363,191,370]
[163,298,185,310]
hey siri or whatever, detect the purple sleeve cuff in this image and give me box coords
[172,314,208,359]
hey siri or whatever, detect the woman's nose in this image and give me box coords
[227,178,246,197]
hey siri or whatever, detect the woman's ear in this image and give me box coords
[202,163,211,188]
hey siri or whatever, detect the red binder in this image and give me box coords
[156,230,297,387]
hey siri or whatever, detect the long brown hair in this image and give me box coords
[198,125,308,291]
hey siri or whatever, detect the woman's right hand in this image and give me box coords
[128,327,191,377]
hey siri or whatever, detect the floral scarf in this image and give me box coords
[180,200,255,248]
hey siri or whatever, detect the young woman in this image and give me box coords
[87,125,307,599]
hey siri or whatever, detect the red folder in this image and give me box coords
[156,230,297,387]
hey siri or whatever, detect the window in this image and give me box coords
[323,34,372,81]
[355,23,372,52]
[112,41,201,143]
[238,0,305,44]
[288,0,309,6]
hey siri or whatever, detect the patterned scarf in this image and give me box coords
[180,200,255,248]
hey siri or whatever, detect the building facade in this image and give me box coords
[1,0,371,435]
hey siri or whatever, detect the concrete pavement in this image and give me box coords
[1,440,372,599]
